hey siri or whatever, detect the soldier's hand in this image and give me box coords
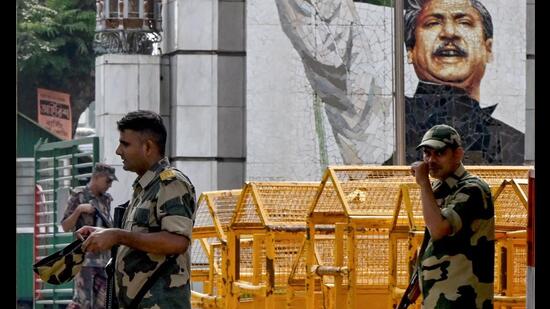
[81,228,119,253]
[411,161,430,186]
[77,203,95,214]
[75,225,101,241]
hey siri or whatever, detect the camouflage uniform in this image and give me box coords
[419,164,494,309]
[68,267,107,309]
[115,158,196,309]
[62,185,113,309]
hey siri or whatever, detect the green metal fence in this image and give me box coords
[17,231,34,307]
[33,137,99,308]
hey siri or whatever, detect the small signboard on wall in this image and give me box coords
[37,88,72,140]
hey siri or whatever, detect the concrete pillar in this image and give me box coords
[525,0,535,165]
[526,3,535,309]
[93,0,246,202]
[95,54,162,207]
[161,0,245,196]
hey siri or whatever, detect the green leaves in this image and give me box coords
[17,0,96,79]
[17,0,97,134]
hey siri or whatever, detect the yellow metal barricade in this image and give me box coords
[197,165,531,309]
[191,189,242,308]
[227,182,320,309]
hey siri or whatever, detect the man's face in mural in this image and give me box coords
[408,0,493,98]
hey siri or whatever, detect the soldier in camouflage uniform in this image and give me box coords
[411,124,494,308]
[61,163,117,309]
[76,110,196,309]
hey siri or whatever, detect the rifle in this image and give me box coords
[396,270,420,309]
[106,201,129,309]
[397,227,431,309]
[91,199,113,228]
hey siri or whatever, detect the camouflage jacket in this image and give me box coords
[419,164,494,309]
[115,158,196,309]
[62,184,113,267]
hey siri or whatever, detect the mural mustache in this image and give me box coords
[433,41,467,57]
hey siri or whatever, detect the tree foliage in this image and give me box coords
[17,0,97,137]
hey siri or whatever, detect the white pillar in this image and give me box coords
[525,0,535,165]
[95,54,162,207]
[162,0,245,197]
[93,0,246,204]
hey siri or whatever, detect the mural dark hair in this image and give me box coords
[117,110,167,156]
[404,0,493,49]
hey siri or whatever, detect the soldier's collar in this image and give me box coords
[80,184,100,198]
[134,157,171,190]
[443,163,466,189]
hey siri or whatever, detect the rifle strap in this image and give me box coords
[105,271,117,309]
[419,227,431,258]
[414,227,432,281]
[127,255,178,309]
[106,202,128,309]
[92,202,113,228]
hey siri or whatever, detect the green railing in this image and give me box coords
[33,137,100,308]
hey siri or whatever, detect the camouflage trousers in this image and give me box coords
[67,266,108,309]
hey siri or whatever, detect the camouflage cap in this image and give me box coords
[416,124,462,150]
[32,238,85,285]
[93,163,118,181]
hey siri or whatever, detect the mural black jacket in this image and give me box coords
[404,81,525,165]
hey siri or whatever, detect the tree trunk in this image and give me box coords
[17,72,94,139]
[67,74,95,137]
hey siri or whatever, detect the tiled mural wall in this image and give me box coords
[247,0,526,181]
